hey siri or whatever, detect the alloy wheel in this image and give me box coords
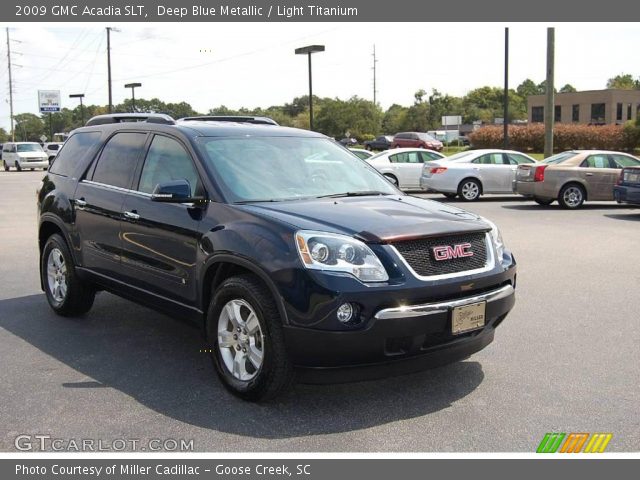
[461,181,480,200]
[563,186,583,208]
[46,248,68,303]
[217,299,264,382]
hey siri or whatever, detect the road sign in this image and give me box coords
[442,115,462,126]
[40,135,48,143]
[38,90,61,113]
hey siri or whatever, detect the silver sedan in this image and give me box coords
[420,149,537,201]
[367,148,445,190]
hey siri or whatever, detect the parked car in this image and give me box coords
[348,148,374,160]
[392,132,443,151]
[363,135,393,151]
[42,142,65,163]
[613,166,640,206]
[514,150,640,208]
[421,149,537,201]
[368,148,445,190]
[37,113,516,401]
[338,137,358,147]
[2,142,49,171]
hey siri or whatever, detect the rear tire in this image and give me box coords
[534,197,554,206]
[207,274,294,402]
[41,233,95,316]
[3,162,9,172]
[458,178,481,201]
[558,184,585,209]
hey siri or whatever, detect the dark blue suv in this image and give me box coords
[37,114,516,401]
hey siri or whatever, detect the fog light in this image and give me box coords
[336,303,354,323]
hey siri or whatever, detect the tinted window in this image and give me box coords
[138,135,201,196]
[49,133,102,177]
[473,153,506,165]
[507,153,535,165]
[572,104,580,122]
[591,103,605,124]
[611,154,640,168]
[420,151,442,162]
[582,154,611,169]
[48,144,60,151]
[91,133,147,189]
[532,106,544,123]
[395,133,408,139]
[390,152,421,164]
[17,144,44,153]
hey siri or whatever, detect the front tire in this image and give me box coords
[558,184,585,209]
[15,162,22,172]
[207,275,294,401]
[384,174,399,187]
[458,178,481,201]
[41,234,95,316]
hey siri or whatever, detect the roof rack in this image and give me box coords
[178,115,279,126]
[85,113,176,126]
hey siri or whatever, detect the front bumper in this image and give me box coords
[18,159,48,169]
[614,185,640,205]
[284,283,515,383]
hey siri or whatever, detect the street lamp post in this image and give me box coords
[124,82,142,112]
[295,45,325,131]
[69,93,85,125]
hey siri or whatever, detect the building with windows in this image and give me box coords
[527,89,640,125]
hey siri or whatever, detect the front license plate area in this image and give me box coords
[451,301,486,335]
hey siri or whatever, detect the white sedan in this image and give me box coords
[420,149,537,201]
[367,148,445,190]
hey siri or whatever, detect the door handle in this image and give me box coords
[124,210,140,221]
[74,198,87,209]
[585,173,594,176]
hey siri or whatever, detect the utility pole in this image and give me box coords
[503,27,509,149]
[6,28,15,141]
[106,27,113,113]
[544,27,555,158]
[372,44,378,105]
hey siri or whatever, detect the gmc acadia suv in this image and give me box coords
[37,113,516,401]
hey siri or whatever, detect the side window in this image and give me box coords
[389,153,405,163]
[405,152,421,163]
[138,135,201,197]
[473,154,504,165]
[91,133,147,189]
[507,153,535,165]
[420,151,442,162]
[49,132,102,177]
[582,155,610,169]
[611,154,640,168]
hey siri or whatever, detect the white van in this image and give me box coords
[2,142,49,171]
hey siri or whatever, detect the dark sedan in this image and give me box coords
[363,135,393,151]
[614,166,640,206]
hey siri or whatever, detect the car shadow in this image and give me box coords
[413,194,526,203]
[502,203,637,211]
[604,212,640,221]
[0,293,485,440]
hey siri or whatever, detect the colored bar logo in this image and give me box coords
[537,433,612,453]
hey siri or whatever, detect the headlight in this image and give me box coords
[295,231,389,282]
[484,219,505,261]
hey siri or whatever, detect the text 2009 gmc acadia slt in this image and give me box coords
[37,114,516,401]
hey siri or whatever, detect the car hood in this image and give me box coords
[236,195,490,243]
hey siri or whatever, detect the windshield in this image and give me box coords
[197,136,398,203]
[418,133,438,142]
[542,151,577,164]
[17,144,44,153]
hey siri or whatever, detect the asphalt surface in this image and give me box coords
[1,170,638,452]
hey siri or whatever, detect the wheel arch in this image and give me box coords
[559,180,589,201]
[200,255,289,331]
[38,217,75,291]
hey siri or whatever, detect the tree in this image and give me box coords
[382,104,408,134]
[559,84,577,93]
[314,96,382,139]
[606,73,639,90]
[516,79,543,98]
[13,113,45,142]
[0,128,10,142]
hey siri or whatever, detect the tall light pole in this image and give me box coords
[295,45,325,131]
[69,93,85,125]
[6,28,15,141]
[124,82,142,112]
[106,27,120,113]
[544,27,555,158]
[503,27,509,149]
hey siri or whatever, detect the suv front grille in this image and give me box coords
[392,232,489,277]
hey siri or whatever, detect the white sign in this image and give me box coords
[38,90,61,113]
[40,135,48,143]
[442,115,462,126]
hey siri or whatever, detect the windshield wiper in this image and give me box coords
[316,191,389,199]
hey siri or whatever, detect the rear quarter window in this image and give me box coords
[49,132,103,177]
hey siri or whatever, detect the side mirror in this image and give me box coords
[151,179,204,204]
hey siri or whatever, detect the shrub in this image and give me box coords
[468,124,640,152]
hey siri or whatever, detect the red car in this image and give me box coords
[392,132,443,151]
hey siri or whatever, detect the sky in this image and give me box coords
[0,22,639,130]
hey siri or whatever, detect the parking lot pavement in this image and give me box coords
[1,170,638,452]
